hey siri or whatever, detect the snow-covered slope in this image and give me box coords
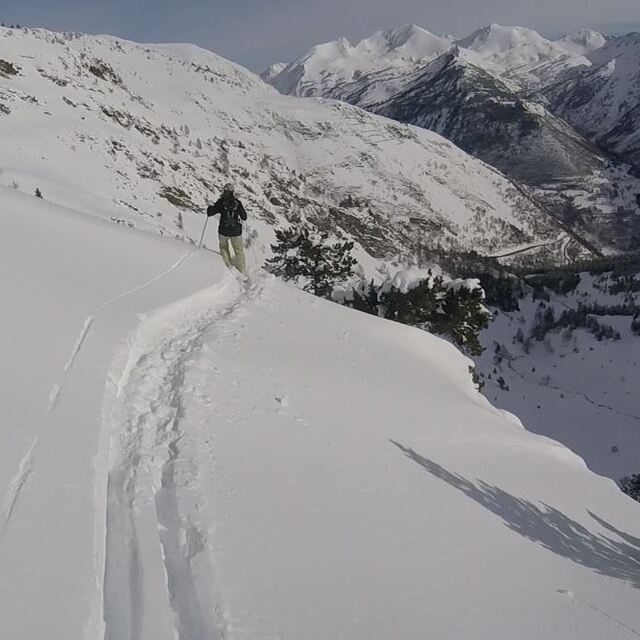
[476,266,640,484]
[2,186,640,640]
[369,49,605,184]
[0,26,568,269]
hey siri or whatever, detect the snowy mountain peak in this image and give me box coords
[268,22,593,98]
[558,29,607,55]
[455,23,546,52]
[362,24,452,58]
[260,62,287,82]
[451,23,590,87]
[270,26,451,96]
[307,36,353,59]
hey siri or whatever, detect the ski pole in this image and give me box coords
[198,215,209,249]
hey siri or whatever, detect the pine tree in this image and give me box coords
[350,279,380,315]
[429,282,489,355]
[265,225,357,298]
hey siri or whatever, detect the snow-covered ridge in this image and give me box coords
[558,29,608,55]
[271,25,453,96]
[0,24,566,272]
[268,22,595,96]
[455,23,592,86]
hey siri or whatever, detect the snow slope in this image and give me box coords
[0,25,559,271]
[476,269,640,483]
[2,185,640,638]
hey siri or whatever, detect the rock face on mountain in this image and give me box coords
[543,33,640,169]
[2,26,587,272]
[266,24,640,254]
[364,49,603,184]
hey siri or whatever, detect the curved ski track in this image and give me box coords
[100,273,262,640]
[1,251,193,541]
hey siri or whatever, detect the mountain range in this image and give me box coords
[1,25,582,273]
[265,24,640,254]
[2,24,640,639]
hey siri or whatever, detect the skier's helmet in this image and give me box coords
[222,183,235,194]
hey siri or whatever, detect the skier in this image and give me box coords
[207,183,247,274]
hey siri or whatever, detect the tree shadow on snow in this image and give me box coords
[390,440,640,589]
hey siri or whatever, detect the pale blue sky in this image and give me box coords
[2,0,639,71]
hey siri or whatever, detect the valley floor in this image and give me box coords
[1,188,640,639]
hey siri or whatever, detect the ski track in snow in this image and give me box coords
[0,437,39,539]
[0,252,194,545]
[48,250,194,414]
[101,273,262,640]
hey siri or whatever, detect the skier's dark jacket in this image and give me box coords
[207,193,247,237]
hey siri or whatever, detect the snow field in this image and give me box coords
[1,165,640,639]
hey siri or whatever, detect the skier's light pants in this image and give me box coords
[219,234,246,274]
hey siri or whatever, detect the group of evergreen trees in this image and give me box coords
[347,276,490,355]
[264,218,640,354]
[530,304,623,343]
[266,224,490,355]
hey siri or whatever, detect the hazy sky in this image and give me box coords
[2,0,640,71]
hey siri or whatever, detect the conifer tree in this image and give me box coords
[266,224,357,298]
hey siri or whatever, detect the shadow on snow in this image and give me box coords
[390,440,640,589]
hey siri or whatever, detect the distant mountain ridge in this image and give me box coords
[542,32,640,167]
[268,23,595,97]
[266,23,640,253]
